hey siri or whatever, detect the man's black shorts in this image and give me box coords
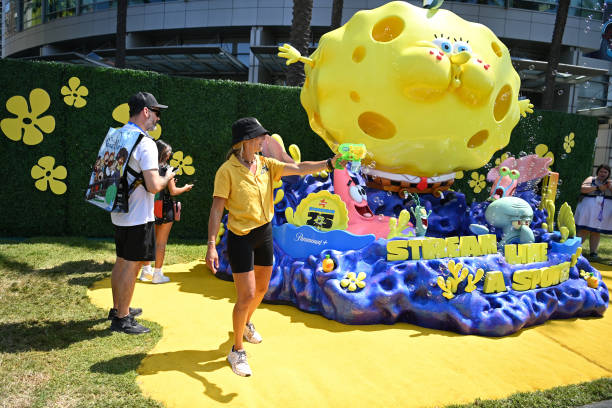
[227,222,273,273]
[114,222,156,261]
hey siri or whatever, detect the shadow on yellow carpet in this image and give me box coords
[88,261,612,408]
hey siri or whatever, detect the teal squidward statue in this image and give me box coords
[469,196,535,247]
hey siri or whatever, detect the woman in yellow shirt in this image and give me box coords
[205,117,340,377]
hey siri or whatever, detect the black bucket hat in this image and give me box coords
[231,117,269,146]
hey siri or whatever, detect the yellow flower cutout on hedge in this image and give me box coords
[1,88,56,145]
[563,132,575,154]
[31,156,67,195]
[494,152,511,167]
[455,171,464,180]
[61,77,88,108]
[340,272,366,292]
[111,103,162,140]
[468,172,486,194]
[535,144,554,168]
[170,151,195,175]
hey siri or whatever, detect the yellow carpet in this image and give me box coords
[88,261,612,408]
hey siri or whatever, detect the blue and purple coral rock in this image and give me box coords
[214,174,608,337]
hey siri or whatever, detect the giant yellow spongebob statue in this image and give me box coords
[279,1,533,195]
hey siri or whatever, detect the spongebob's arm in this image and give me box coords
[278,43,315,68]
[518,99,534,118]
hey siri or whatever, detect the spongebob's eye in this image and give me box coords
[500,166,510,176]
[433,38,453,53]
[454,41,471,54]
[510,169,520,180]
[349,185,363,203]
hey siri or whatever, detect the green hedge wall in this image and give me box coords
[0,58,598,238]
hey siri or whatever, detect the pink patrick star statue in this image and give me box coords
[333,168,413,239]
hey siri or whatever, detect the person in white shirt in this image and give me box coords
[107,92,175,335]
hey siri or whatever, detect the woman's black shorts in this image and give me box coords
[227,222,273,273]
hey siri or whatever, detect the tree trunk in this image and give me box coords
[331,0,343,30]
[541,0,570,110]
[115,0,127,68]
[287,0,313,86]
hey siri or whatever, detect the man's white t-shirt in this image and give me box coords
[110,122,158,227]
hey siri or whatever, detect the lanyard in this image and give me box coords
[127,121,149,137]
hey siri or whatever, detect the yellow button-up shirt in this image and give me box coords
[213,154,285,235]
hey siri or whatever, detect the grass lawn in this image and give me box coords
[0,236,611,408]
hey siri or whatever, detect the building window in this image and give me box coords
[47,0,77,21]
[22,0,42,29]
[575,75,608,110]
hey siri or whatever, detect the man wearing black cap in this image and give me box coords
[108,91,174,334]
[205,117,342,376]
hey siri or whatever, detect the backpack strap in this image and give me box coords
[126,165,147,193]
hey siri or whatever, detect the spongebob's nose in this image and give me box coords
[450,51,471,65]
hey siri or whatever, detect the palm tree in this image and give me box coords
[115,0,127,68]
[331,0,343,30]
[541,0,570,110]
[287,0,313,86]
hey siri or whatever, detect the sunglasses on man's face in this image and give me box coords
[148,107,161,117]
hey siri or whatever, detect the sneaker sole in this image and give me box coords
[227,357,252,377]
[243,336,262,344]
[110,326,150,335]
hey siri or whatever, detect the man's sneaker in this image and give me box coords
[152,271,170,284]
[227,348,252,377]
[107,307,142,320]
[589,253,602,261]
[139,266,153,282]
[244,322,262,344]
[110,315,150,335]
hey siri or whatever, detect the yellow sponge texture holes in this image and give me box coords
[300,1,525,177]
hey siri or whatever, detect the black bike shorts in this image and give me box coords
[227,222,273,273]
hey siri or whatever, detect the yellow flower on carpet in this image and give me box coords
[535,144,554,167]
[1,88,55,145]
[31,156,67,195]
[340,272,367,292]
[61,77,88,108]
[111,103,162,140]
[563,132,575,154]
[455,171,464,179]
[494,152,511,167]
[468,172,486,193]
[169,151,195,175]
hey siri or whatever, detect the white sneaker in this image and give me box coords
[227,348,252,377]
[152,271,170,284]
[244,322,262,344]
[139,266,153,282]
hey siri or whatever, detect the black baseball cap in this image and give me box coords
[231,117,269,146]
[128,92,168,116]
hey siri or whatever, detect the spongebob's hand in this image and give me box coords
[288,144,301,163]
[278,43,315,67]
[518,99,534,117]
